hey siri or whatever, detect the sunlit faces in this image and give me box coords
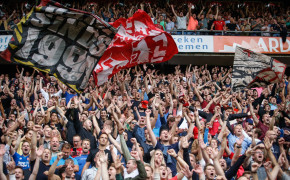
[253,149,264,163]
[100,110,107,119]
[108,166,117,179]
[62,148,70,159]
[98,133,109,146]
[159,129,170,142]
[42,149,52,163]
[26,130,33,140]
[82,140,90,153]
[205,146,213,156]
[73,136,82,148]
[83,119,92,131]
[204,164,216,180]
[15,167,24,180]
[159,165,168,179]
[154,150,164,163]
[234,124,243,136]
[262,114,271,124]
[27,121,34,130]
[130,120,138,129]
[126,159,137,174]
[50,112,58,122]
[219,159,227,171]
[139,116,146,126]
[51,129,60,138]
[44,127,52,138]
[210,139,218,148]
[145,165,153,179]
[22,141,31,156]
[50,137,60,152]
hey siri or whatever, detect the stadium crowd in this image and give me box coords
[0,63,289,180]
[0,0,289,37]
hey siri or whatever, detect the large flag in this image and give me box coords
[232,46,286,91]
[0,0,116,92]
[93,10,178,86]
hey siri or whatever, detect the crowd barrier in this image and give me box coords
[1,30,290,54]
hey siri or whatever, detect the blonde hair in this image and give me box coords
[150,149,166,172]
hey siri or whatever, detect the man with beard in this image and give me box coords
[30,125,52,180]
[75,139,90,179]
[50,136,61,157]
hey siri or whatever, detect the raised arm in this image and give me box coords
[171,5,178,17]
[48,152,63,179]
[30,125,42,161]
[145,109,157,147]
[103,126,123,154]
[249,101,259,125]
[29,145,44,180]
[0,145,7,180]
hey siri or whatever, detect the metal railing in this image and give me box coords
[168,30,290,36]
[0,30,13,35]
[1,30,289,37]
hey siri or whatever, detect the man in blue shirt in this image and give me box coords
[12,140,30,170]
[50,143,79,172]
[75,139,91,179]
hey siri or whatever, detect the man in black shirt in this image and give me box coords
[226,18,239,35]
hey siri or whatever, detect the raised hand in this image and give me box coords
[192,164,204,175]
[114,155,123,170]
[57,152,64,160]
[264,137,273,150]
[167,149,177,158]
[181,136,189,149]
[278,137,285,145]
[263,161,272,171]
[18,129,24,136]
[236,135,244,146]
[145,109,151,116]
[209,147,219,159]
[33,125,42,132]
[99,152,108,163]
[36,145,44,157]
[198,138,207,150]
[103,126,112,135]
[130,151,140,161]
[0,144,6,156]
[130,138,137,145]
[181,165,193,179]
[251,162,259,173]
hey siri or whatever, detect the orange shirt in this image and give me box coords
[187,16,198,30]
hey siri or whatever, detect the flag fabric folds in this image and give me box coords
[93,10,178,86]
[0,0,116,92]
[232,46,286,92]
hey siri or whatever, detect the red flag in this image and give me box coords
[93,10,178,86]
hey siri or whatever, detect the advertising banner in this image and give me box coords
[213,36,290,54]
[172,35,290,54]
[172,35,214,52]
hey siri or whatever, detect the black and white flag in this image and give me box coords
[232,46,286,92]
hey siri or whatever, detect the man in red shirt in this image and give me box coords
[71,135,83,157]
[211,15,226,35]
